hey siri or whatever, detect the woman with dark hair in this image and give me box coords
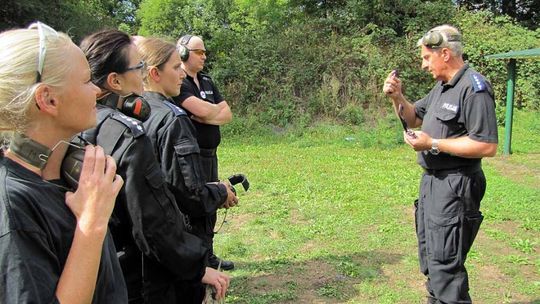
[136,37,235,302]
[0,23,126,303]
[79,29,217,303]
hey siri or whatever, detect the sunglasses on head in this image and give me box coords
[28,21,59,83]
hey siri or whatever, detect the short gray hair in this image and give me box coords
[417,24,463,57]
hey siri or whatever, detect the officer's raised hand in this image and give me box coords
[383,70,403,99]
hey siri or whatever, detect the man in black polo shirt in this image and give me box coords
[383,24,498,303]
[173,35,235,270]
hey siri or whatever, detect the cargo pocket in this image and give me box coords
[145,163,175,222]
[174,139,201,191]
[428,214,460,263]
[462,212,483,258]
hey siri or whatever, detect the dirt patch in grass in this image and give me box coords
[485,154,540,189]
[477,228,538,302]
[232,251,405,303]
[470,231,537,303]
[234,259,343,303]
[222,211,255,231]
[289,208,311,226]
[392,204,540,303]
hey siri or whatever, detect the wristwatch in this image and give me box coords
[430,139,440,155]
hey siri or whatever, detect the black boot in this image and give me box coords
[208,254,235,271]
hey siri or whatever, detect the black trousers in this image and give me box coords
[416,168,485,304]
[190,149,219,256]
[126,255,205,304]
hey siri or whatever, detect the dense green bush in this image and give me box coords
[455,10,540,110]
[137,0,540,126]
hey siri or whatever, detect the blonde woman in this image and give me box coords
[0,23,126,303]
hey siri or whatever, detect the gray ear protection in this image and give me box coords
[9,133,52,170]
[178,35,193,61]
[61,143,86,189]
[8,132,86,190]
[421,30,461,49]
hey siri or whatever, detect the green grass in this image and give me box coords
[215,109,540,303]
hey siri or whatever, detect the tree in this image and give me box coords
[0,0,143,40]
[455,0,540,29]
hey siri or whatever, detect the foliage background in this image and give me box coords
[136,0,540,128]
[1,0,539,126]
[2,2,538,302]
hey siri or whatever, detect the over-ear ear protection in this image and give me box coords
[421,30,461,49]
[98,92,151,122]
[9,133,52,170]
[61,142,85,190]
[178,35,193,61]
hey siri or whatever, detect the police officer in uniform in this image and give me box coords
[79,30,224,303]
[173,34,235,270]
[383,25,498,303]
[136,37,234,300]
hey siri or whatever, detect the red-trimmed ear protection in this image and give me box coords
[99,92,151,122]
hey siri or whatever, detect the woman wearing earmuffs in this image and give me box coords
[79,29,213,304]
[0,23,126,303]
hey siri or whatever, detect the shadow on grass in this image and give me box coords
[226,250,404,304]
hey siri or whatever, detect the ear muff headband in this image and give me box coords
[422,30,461,49]
[178,35,193,61]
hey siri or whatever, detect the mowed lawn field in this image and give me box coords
[215,110,540,304]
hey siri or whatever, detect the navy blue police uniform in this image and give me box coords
[77,104,208,304]
[142,91,228,278]
[173,73,225,266]
[414,64,498,303]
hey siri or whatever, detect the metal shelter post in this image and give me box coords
[485,48,540,155]
[504,59,516,155]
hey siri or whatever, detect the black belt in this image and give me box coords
[200,148,216,157]
[424,163,481,176]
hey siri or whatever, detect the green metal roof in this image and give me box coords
[485,48,540,59]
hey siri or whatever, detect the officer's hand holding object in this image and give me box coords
[403,130,433,152]
[383,70,402,97]
[221,179,238,208]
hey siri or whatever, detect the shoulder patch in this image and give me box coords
[470,73,487,93]
[200,73,212,81]
[163,101,187,117]
[110,113,145,138]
